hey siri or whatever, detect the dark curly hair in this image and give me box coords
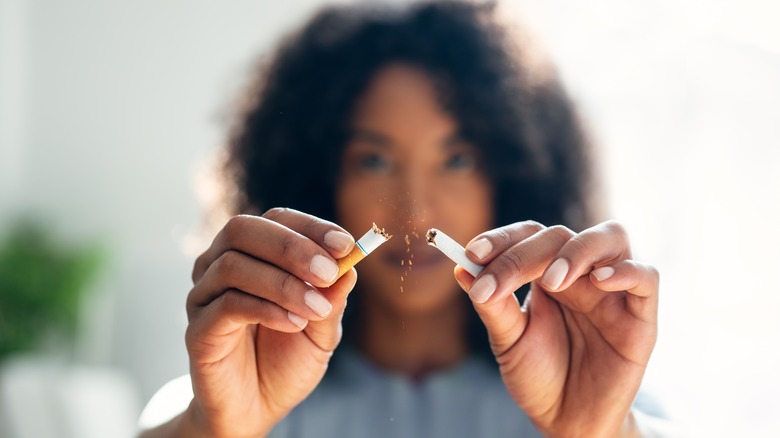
[224,1,601,361]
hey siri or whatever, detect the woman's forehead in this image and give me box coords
[350,64,458,144]
[353,64,447,117]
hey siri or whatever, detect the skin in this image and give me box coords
[336,65,493,377]
[141,65,658,438]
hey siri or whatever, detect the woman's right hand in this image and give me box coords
[180,208,358,437]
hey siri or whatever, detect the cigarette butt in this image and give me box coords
[336,249,366,277]
[425,228,484,277]
[336,223,391,278]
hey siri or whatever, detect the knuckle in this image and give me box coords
[604,220,629,240]
[184,324,197,349]
[494,250,527,278]
[492,227,514,247]
[262,207,290,221]
[547,225,574,244]
[647,264,661,286]
[521,220,546,234]
[302,219,326,242]
[566,235,589,256]
[213,250,241,279]
[218,289,240,311]
[213,290,246,323]
[302,214,323,233]
[600,220,632,253]
[192,253,207,283]
[278,231,301,261]
[224,215,251,244]
[185,291,197,316]
[275,269,299,302]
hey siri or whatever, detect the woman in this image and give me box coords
[141,1,665,437]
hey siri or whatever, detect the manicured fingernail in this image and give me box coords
[467,238,492,260]
[287,311,308,328]
[324,230,354,253]
[310,254,339,283]
[542,258,569,291]
[592,266,615,282]
[304,290,332,317]
[470,274,497,303]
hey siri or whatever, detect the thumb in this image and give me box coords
[455,266,527,357]
[303,268,358,353]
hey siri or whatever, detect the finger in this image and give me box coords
[590,260,658,297]
[262,207,355,258]
[187,250,333,322]
[303,269,358,353]
[467,225,575,304]
[464,220,546,263]
[193,214,344,288]
[186,289,307,364]
[455,266,528,357]
[504,284,569,378]
[590,259,659,322]
[540,220,631,292]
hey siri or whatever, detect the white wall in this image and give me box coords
[2,0,779,436]
[0,0,28,213]
[503,1,780,436]
[0,0,338,404]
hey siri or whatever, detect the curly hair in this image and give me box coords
[224,0,601,361]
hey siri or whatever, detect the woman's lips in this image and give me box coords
[381,244,448,269]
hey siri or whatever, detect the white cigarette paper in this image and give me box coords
[336,223,392,277]
[425,228,484,277]
[355,224,390,255]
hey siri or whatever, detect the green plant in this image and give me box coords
[0,219,105,360]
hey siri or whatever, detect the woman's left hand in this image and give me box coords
[455,220,658,438]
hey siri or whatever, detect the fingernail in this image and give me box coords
[310,254,339,283]
[304,290,332,317]
[542,258,569,291]
[467,238,492,260]
[287,311,308,328]
[324,230,354,253]
[470,274,497,303]
[592,266,615,282]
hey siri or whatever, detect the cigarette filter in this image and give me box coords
[425,228,484,277]
[336,223,392,277]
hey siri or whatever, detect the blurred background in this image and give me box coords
[1,0,778,436]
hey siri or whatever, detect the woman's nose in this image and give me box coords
[394,171,435,233]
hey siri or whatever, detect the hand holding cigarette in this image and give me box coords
[183,210,393,436]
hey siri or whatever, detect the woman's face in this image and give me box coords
[336,64,494,317]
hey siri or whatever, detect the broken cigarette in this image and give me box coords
[425,228,484,277]
[336,223,392,277]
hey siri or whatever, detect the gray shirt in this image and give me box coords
[269,348,542,438]
[139,349,674,437]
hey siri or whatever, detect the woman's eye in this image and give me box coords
[444,152,476,171]
[356,153,392,173]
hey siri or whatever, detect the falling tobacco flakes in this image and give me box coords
[400,233,411,289]
[399,225,419,293]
